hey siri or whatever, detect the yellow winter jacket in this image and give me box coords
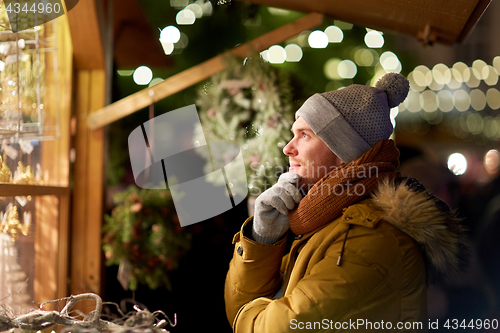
[225,180,466,332]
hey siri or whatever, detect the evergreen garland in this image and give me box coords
[195,55,295,195]
[103,186,191,291]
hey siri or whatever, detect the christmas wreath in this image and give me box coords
[195,55,296,196]
[103,186,191,291]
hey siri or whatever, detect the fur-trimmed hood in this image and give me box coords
[371,177,468,284]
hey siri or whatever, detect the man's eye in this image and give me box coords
[302,133,308,139]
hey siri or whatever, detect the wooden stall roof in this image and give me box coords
[234,0,492,45]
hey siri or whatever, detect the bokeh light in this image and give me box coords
[337,60,357,79]
[364,31,384,48]
[149,78,164,87]
[267,45,286,64]
[484,149,500,175]
[420,90,438,112]
[284,44,303,62]
[487,88,500,109]
[380,51,401,73]
[324,26,343,43]
[308,30,329,48]
[354,49,377,67]
[432,64,451,85]
[437,90,454,112]
[133,66,153,85]
[447,153,467,175]
[160,26,181,43]
[324,58,342,80]
[160,42,174,55]
[454,90,471,112]
[186,3,203,18]
[176,9,196,25]
[470,89,487,111]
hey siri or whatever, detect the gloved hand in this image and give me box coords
[251,172,303,244]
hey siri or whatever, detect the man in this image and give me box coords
[225,73,467,332]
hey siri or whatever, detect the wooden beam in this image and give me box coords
[71,70,106,301]
[87,13,323,130]
[66,0,104,69]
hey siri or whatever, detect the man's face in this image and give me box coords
[283,117,343,190]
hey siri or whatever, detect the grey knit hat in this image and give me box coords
[295,73,410,163]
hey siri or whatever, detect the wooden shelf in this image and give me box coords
[0,183,69,197]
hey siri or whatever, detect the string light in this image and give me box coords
[337,60,357,79]
[267,45,286,64]
[133,66,153,85]
[284,44,303,62]
[447,153,467,176]
[308,31,329,48]
[364,31,384,48]
[324,26,343,43]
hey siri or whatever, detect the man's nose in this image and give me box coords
[283,139,297,156]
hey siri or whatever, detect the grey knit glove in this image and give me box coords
[252,172,303,244]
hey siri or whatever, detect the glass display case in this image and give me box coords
[0,2,69,311]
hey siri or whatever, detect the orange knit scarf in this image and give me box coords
[288,140,400,235]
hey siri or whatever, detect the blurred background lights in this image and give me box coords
[432,64,451,85]
[296,30,311,47]
[175,32,189,50]
[334,20,353,30]
[450,67,464,83]
[413,65,432,87]
[437,90,454,112]
[470,89,487,111]
[323,58,342,80]
[117,69,134,76]
[380,51,402,73]
[420,90,438,112]
[472,59,487,78]
[487,88,500,109]
[447,153,467,176]
[484,66,499,86]
[354,49,377,67]
[260,50,269,62]
[186,3,203,18]
[133,66,153,85]
[465,67,481,88]
[493,56,500,73]
[284,44,303,62]
[201,1,213,15]
[148,78,164,88]
[160,42,174,55]
[170,0,189,9]
[364,30,384,48]
[467,113,484,134]
[160,26,181,43]
[454,90,471,112]
[337,60,357,79]
[324,26,343,43]
[484,149,500,175]
[176,9,196,25]
[308,30,329,48]
[267,45,286,64]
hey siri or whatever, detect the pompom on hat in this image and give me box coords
[295,72,409,163]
